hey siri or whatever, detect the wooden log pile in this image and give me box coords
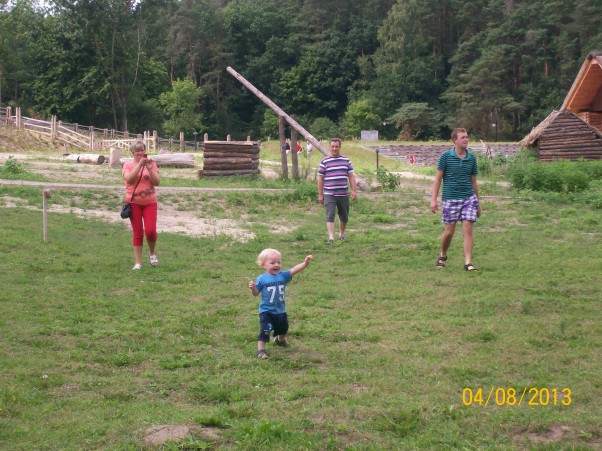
[120,153,196,167]
[200,141,260,177]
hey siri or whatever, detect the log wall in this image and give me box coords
[200,141,260,177]
[538,111,602,161]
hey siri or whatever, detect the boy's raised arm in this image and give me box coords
[290,255,312,276]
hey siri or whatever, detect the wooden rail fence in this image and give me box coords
[0,106,208,153]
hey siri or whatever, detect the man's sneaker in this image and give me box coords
[274,337,290,348]
[256,349,268,359]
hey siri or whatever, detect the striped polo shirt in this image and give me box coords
[318,155,354,196]
[437,148,478,201]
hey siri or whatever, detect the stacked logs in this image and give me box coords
[200,141,260,177]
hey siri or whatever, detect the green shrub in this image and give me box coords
[377,167,401,191]
[509,160,591,193]
[577,180,602,209]
[0,157,28,176]
[578,159,602,180]
[476,154,492,176]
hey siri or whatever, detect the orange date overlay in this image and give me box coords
[462,387,572,407]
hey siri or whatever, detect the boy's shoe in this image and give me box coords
[274,337,290,348]
[256,349,268,359]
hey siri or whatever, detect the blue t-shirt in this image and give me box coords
[255,270,292,314]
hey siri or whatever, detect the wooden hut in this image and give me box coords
[521,110,602,161]
[200,140,260,177]
[522,51,602,160]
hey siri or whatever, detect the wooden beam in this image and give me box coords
[227,66,328,156]
[227,66,369,191]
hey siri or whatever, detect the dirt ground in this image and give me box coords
[0,151,444,241]
[0,153,292,241]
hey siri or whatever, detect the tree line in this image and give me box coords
[1,0,601,142]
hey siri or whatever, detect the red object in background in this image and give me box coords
[409,155,416,164]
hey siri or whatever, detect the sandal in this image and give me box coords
[436,256,447,268]
[274,337,290,348]
[464,263,478,271]
[256,349,268,359]
[149,255,158,267]
[327,239,334,244]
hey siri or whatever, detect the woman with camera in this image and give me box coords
[122,140,161,270]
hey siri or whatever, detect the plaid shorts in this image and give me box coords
[442,194,479,224]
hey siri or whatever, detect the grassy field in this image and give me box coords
[0,140,601,449]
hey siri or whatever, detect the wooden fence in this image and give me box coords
[0,106,207,153]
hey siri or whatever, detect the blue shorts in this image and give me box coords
[258,312,288,342]
[442,194,479,224]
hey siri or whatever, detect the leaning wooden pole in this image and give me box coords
[226,66,369,190]
[226,66,328,157]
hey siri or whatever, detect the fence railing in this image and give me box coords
[0,106,214,153]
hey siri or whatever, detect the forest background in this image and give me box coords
[1,0,602,143]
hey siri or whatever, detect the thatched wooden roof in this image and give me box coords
[521,109,602,146]
[521,110,561,146]
[562,51,602,113]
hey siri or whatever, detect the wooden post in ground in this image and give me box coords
[179,132,185,152]
[51,115,57,140]
[290,121,299,181]
[278,116,288,179]
[43,189,52,242]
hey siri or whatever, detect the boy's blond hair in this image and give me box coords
[256,248,281,267]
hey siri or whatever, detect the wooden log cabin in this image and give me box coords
[522,51,602,161]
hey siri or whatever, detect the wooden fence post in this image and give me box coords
[153,130,158,152]
[179,131,185,152]
[51,115,57,140]
[43,189,52,242]
[291,125,299,181]
[279,115,288,180]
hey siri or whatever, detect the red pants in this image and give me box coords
[129,202,158,246]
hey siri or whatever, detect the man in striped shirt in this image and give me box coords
[430,128,481,271]
[318,138,357,243]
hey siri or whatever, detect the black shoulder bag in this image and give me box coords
[120,166,144,219]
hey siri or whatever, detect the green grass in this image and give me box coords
[1,177,601,449]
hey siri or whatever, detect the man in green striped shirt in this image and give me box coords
[430,128,481,271]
